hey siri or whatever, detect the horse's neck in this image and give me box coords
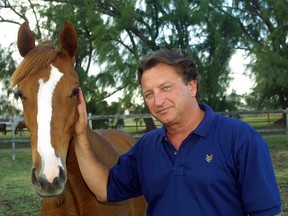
[86,127,121,167]
[41,129,143,215]
[40,128,121,215]
[94,129,135,155]
[66,127,120,169]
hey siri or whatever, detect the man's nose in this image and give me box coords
[154,93,165,106]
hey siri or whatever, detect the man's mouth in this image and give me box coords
[156,107,170,115]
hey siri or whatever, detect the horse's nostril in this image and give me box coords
[51,167,66,188]
[31,168,43,193]
[59,166,66,185]
[31,167,66,197]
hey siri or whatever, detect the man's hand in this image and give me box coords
[74,88,88,137]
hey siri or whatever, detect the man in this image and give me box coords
[74,49,282,215]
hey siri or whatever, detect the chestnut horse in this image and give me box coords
[15,120,26,136]
[10,21,146,215]
[0,123,7,135]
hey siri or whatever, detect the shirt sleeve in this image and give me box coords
[237,133,282,215]
[107,142,143,201]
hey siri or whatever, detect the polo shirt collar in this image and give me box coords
[160,103,215,138]
[160,125,167,139]
[193,103,215,138]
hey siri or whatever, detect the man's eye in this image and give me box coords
[162,86,171,91]
[145,92,153,99]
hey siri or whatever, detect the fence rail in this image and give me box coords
[88,109,288,136]
[1,109,288,159]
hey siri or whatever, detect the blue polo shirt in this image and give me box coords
[107,104,281,215]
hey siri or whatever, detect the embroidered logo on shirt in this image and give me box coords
[205,154,213,163]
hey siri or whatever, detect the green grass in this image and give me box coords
[243,135,288,215]
[0,131,30,149]
[266,137,288,215]
[0,151,41,216]
[0,115,287,214]
[0,137,287,215]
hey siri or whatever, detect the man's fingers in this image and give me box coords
[76,89,88,122]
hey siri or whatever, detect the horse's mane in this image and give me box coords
[11,41,61,87]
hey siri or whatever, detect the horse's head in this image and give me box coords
[11,21,79,197]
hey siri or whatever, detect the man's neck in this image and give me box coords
[165,106,205,150]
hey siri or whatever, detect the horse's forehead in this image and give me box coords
[19,63,77,87]
[21,65,51,82]
[51,57,79,83]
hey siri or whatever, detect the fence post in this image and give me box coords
[11,119,16,160]
[88,113,92,128]
[286,108,288,135]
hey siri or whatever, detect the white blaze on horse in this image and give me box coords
[10,21,146,216]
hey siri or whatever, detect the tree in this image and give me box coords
[0,94,21,117]
[43,0,242,113]
[1,0,243,130]
[229,0,288,110]
[0,45,17,96]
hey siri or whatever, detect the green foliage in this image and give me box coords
[0,45,22,116]
[231,0,288,109]
[7,0,288,119]
[0,46,17,95]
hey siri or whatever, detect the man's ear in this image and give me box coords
[188,80,197,97]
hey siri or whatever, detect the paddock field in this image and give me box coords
[0,135,287,215]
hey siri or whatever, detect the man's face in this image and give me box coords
[141,63,197,127]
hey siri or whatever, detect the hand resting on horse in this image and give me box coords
[74,88,110,202]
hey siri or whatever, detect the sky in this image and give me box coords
[228,50,254,95]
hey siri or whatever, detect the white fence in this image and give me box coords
[0,116,26,160]
[1,109,288,160]
[88,109,288,137]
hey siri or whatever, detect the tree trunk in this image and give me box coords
[143,117,157,132]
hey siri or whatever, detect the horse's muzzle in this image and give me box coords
[31,167,67,197]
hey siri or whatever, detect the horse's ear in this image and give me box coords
[17,22,36,57]
[59,21,78,58]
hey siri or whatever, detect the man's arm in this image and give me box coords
[73,89,109,202]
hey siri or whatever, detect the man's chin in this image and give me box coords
[156,116,173,125]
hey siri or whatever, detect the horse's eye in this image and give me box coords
[71,88,79,98]
[16,91,26,100]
